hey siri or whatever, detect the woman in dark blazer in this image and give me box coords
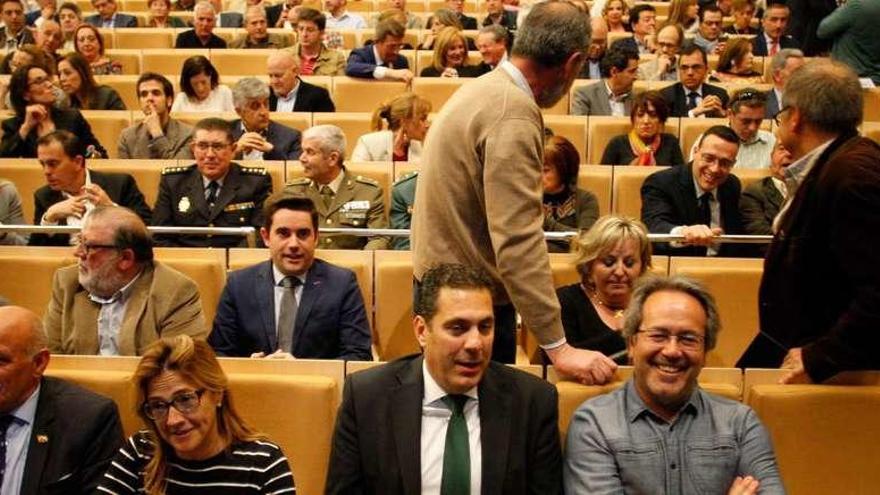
[601,90,685,166]
[57,53,126,110]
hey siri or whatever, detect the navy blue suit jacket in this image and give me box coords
[751,30,799,56]
[85,13,138,27]
[209,259,373,360]
[230,119,302,160]
[345,46,409,79]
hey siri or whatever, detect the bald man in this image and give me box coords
[266,51,335,112]
[0,305,123,494]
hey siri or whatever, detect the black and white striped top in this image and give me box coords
[97,431,295,494]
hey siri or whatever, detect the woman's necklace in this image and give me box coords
[582,283,625,319]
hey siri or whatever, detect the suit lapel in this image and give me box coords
[73,290,100,353]
[479,366,513,495]
[391,357,424,494]
[257,261,278,351]
[211,164,241,221]
[21,379,54,494]
[291,261,321,355]
[765,178,783,211]
[677,164,700,225]
[118,264,154,355]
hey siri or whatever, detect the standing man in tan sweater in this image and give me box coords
[412,1,617,384]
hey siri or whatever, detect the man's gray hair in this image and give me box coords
[782,59,863,134]
[512,1,589,68]
[479,24,509,46]
[194,0,215,15]
[769,48,803,76]
[245,4,267,21]
[232,77,270,109]
[622,275,722,350]
[303,124,347,159]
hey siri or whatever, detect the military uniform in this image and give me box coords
[282,169,390,250]
[389,171,417,250]
[152,163,272,247]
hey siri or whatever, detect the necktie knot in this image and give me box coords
[444,394,468,415]
[279,276,301,289]
[206,180,220,205]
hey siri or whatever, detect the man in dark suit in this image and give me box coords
[660,43,729,118]
[345,18,412,82]
[175,1,227,48]
[764,48,804,119]
[267,51,335,112]
[326,263,562,494]
[84,0,137,27]
[31,130,151,246]
[230,78,302,161]
[641,125,745,257]
[0,305,124,494]
[751,3,798,56]
[738,61,880,383]
[209,194,372,360]
[152,118,272,247]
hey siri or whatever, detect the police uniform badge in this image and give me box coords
[178,196,191,213]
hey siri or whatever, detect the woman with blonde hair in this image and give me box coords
[603,0,629,33]
[418,8,462,50]
[352,92,431,162]
[97,335,295,494]
[712,37,764,83]
[420,27,482,78]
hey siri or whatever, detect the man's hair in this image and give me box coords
[262,193,318,232]
[511,1,589,69]
[627,4,655,31]
[728,87,767,113]
[656,22,684,47]
[137,72,174,99]
[414,264,494,322]
[699,4,722,22]
[58,1,81,15]
[244,4,267,22]
[194,0,215,15]
[232,77,270,109]
[303,124,346,160]
[769,48,803,77]
[622,275,721,350]
[375,18,405,42]
[193,117,234,142]
[2,0,24,9]
[479,24,509,48]
[731,0,755,12]
[36,130,85,159]
[600,39,639,78]
[782,60,863,133]
[697,125,740,147]
[87,205,154,263]
[297,7,325,31]
[679,42,708,66]
[762,2,789,19]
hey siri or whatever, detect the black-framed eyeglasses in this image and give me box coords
[193,141,231,153]
[75,242,119,256]
[773,105,791,126]
[142,389,206,420]
[636,329,706,350]
[27,76,53,88]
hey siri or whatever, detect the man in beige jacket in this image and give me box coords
[413,1,616,384]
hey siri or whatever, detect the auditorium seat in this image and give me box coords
[373,250,419,360]
[121,0,149,10]
[544,115,588,161]
[210,28,238,44]
[96,28,115,48]
[587,116,679,165]
[329,29,360,49]
[733,167,772,191]
[0,246,75,316]
[670,256,763,367]
[209,49,277,76]
[863,88,880,122]
[170,111,238,127]
[43,366,141,436]
[95,75,139,109]
[578,165,613,216]
[610,165,667,218]
[300,75,332,91]
[428,0,478,13]
[151,247,226,329]
[742,368,880,402]
[113,27,175,49]
[0,158,45,224]
[311,112,373,156]
[80,110,133,159]
[331,77,408,112]
[235,159,285,195]
[706,54,764,74]
[271,112,312,133]
[411,77,466,112]
[141,48,209,75]
[89,159,171,208]
[864,121,880,145]
[105,49,142,75]
[393,161,419,180]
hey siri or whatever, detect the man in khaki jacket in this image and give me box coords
[283,7,345,76]
[44,205,206,355]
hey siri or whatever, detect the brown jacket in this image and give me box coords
[284,42,346,76]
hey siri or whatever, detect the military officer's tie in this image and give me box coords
[320,185,334,210]
[441,395,470,495]
[206,180,220,206]
[276,276,301,353]
[0,415,14,488]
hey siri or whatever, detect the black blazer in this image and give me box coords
[0,108,106,158]
[22,376,124,495]
[229,119,302,160]
[174,29,227,48]
[640,162,745,256]
[659,82,729,118]
[209,259,373,360]
[269,79,335,112]
[30,169,152,246]
[326,355,562,494]
[751,30,800,56]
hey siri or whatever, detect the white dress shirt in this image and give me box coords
[89,271,142,355]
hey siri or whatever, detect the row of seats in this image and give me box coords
[44,354,880,495]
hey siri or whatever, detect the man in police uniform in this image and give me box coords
[283,124,389,250]
[152,118,273,247]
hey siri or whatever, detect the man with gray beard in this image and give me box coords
[44,205,206,355]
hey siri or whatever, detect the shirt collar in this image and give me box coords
[202,174,226,189]
[329,10,350,21]
[741,129,771,146]
[500,60,534,102]
[62,169,91,198]
[315,168,345,194]
[783,138,835,190]
[422,359,478,407]
[604,80,629,101]
[684,84,703,97]
[7,383,40,427]
[624,379,700,424]
[271,263,307,286]
[88,269,142,304]
[277,78,301,101]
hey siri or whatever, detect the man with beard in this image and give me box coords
[44,205,206,355]
[565,276,785,494]
[412,1,617,383]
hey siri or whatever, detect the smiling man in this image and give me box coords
[326,263,562,494]
[565,275,785,494]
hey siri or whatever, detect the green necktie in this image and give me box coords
[441,394,470,495]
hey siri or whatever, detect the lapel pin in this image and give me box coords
[37,435,48,444]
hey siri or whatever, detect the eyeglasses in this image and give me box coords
[773,105,791,126]
[75,242,119,256]
[698,152,735,169]
[193,141,231,153]
[27,76,52,88]
[142,389,206,420]
[637,329,705,350]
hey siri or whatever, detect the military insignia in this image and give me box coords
[342,200,370,211]
[37,434,48,444]
[224,202,255,212]
[178,196,191,213]
[407,205,413,215]
[241,166,268,175]
[161,165,189,175]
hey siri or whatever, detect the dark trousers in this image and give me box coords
[736,332,789,369]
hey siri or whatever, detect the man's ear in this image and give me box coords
[414,315,429,348]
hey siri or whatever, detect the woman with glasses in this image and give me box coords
[98,335,295,494]
[171,55,235,113]
[0,64,106,158]
[601,91,685,166]
[73,24,122,76]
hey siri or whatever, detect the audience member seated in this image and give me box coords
[352,92,430,162]
[324,0,365,29]
[564,275,785,493]
[740,140,792,236]
[230,77,302,161]
[0,178,27,244]
[210,194,372,360]
[710,38,763,84]
[475,24,509,73]
[420,27,483,78]
[660,44,729,118]
[641,125,746,256]
[32,130,151,246]
[668,0,699,35]
[57,53,125,110]
[752,3,797,56]
[418,8,461,50]
[622,4,657,54]
[25,0,55,27]
[426,0,477,30]
[175,1,228,48]
[229,5,291,48]
[283,124,390,250]
[765,48,804,118]
[148,0,186,27]
[0,305,124,494]
[602,0,627,33]
[263,0,294,27]
[557,215,651,363]
[345,18,412,82]
[0,0,36,50]
[572,41,639,117]
[371,2,422,29]
[73,24,121,75]
[171,55,235,113]
[84,0,136,27]
[364,9,415,50]
[0,43,50,75]
[389,169,416,250]
[119,73,194,160]
[579,17,606,79]
[326,263,562,494]
[57,1,80,52]
[34,20,64,64]
[601,91,686,167]
[45,205,206,354]
[542,135,599,252]
[173,0,194,10]
[284,7,345,76]
[817,0,880,86]
[0,64,106,158]
[153,118,272,248]
[482,0,516,34]
[98,335,296,493]
[266,50,336,112]
[724,0,757,35]
[693,5,726,55]
[637,23,683,82]
[689,88,775,169]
